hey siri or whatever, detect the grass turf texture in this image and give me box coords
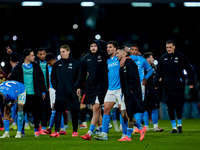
[0,119,200,150]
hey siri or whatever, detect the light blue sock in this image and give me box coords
[171,120,176,128]
[3,120,9,132]
[102,114,110,133]
[143,111,149,126]
[49,110,56,128]
[60,115,64,129]
[121,118,128,135]
[98,126,102,132]
[14,114,17,124]
[135,113,143,124]
[17,111,24,132]
[25,113,28,123]
[110,109,117,121]
[119,114,122,125]
[89,124,96,132]
[134,121,143,130]
[177,119,182,126]
[127,128,133,138]
[151,109,158,124]
[42,126,46,130]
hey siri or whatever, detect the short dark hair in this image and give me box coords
[166,40,175,46]
[107,41,118,48]
[23,49,33,58]
[37,47,46,53]
[143,52,153,59]
[0,94,4,106]
[45,53,56,62]
[116,46,125,51]
[131,44,140,49]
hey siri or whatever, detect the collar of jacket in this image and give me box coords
[60,57,71,62]
[89,50,101,57]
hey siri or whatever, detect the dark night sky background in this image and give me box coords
[0,1,200,80]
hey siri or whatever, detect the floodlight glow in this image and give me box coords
[12,35,17,41]
[184,2,200,7]
[95,34,101,40]
[21,1,43,6]
[73,24,78,29]
[57,55,61,60]
[153,60,158,66]
[1,61,5,67]
[81,2,95,7]
[131,2,152,7]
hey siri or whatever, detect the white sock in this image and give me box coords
[154,124,158,129]
[88,130,93,136]
[25,123,29,127]
[82,122,87,126]
[113,120,119,129]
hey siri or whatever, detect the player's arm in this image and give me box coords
[181,54,195,89]
[10,103,17,123]
[51,62,58,91]
[142,59,153,85]
[153,57,163,89]
[3,103,12,123]
[74,60,87,97]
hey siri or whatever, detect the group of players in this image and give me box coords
[0,39,195,141]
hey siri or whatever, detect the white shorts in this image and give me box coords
[120,95,126,111]
[104,88,122,104]
[95,96,100,104]
[49,88,55,108]
[17,91,26,105]
[141,84,145,101]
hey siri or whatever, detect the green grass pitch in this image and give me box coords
[0,119,200,150]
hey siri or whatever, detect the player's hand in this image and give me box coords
[124,46,130,52]
[138,52,142,56]
[142,78,147,85]
[190,85,194,89]
[155,87,158,89]
[77,88,81,97]
[120,57,126,67]
[6,46,12,54]
[9,118,14,124]
[42,94,46,100]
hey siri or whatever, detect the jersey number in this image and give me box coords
[5,81,17,87]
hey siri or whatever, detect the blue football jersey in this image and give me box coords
[107,56,121,90]
[0,81,25,103]
[130,55,152,83]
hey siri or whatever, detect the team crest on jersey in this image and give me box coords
[87,59,91,61]
[98,55,101,59]
[69,63,72,66]
[175,57,178,60]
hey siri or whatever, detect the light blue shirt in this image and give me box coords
[130,55,153,83]
[107,56,121,90]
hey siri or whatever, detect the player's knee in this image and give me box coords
[2,116,10,120]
